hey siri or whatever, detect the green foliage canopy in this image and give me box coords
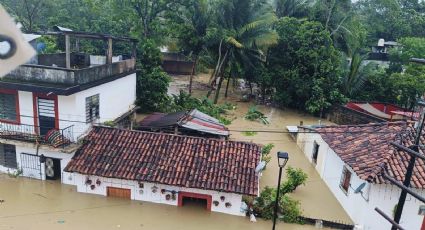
[269,17,346,114]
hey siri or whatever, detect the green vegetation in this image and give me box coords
[166,91,235,125]
[242,131,258,136]
[245,106,269,125]
[7,169,23,178]
[281,166,309,193]
[243,167,308,224]
[261,143,274,166]
[2,0,425,115]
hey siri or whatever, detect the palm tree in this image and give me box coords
[274,0,311,18]
[342,52,368,98]
[207,0,278,103]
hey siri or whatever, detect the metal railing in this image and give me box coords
[0,121,74,148]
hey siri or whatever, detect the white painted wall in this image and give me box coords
[59,72,137,140]
[297,130,425,229]
[0,141,74,182]
[64,173,246,216]
[8,73,136,141]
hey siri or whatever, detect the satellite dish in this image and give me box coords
[354,182,366,194]
[255,161,266,173]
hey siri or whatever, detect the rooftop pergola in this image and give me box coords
[32,27,138,68]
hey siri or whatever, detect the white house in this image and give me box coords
[297,122,425,230]
[63,126,262,216]
[0,30,137,183]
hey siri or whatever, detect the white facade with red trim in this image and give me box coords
[0,73,136,179]
[63,172,247,216]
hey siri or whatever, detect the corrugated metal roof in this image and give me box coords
[139,109,229,136]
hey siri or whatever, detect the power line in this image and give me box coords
[4,114,409,135]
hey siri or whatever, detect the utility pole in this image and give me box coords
[391,100,425,229]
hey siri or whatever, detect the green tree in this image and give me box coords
[206,0,278,103]
[269,17,345,115]
[355,0,425,43]
[169,0,211,94]
[274,0,311,18]
[136,40,171,112]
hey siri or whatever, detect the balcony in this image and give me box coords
[3,53,136,86]
[0,122,74,148]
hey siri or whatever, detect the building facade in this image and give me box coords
[63,173,246,216]
[0,31,137,182]
[64,126,262,216]
[297,123,425,230]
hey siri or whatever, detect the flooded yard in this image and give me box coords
[0,74,352,229]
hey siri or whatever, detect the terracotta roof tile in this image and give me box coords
[64,126,261,196]
[317,121,425,188]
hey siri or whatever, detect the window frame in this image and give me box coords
[339,166,352,195]
[0,143,17,169]
[86,94,100,123]
[0,89,20,124]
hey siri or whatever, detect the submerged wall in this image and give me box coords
[64,173,246,216]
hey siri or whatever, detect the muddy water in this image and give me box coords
[0,74,351,229]
[0,176,320,230]
[172,74,352,222]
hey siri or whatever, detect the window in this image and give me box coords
[312,142,319,164]
[340,166,352,194]
[0,144,17,169]
[0,91,19,123]
[86,94,99,123]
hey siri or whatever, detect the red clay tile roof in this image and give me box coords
[316,121,425,188]
[64,126,261,196]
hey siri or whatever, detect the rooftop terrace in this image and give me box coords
[0,29,138,95]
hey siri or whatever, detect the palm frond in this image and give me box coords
[226,37,243,48]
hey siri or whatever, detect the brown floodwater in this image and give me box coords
[0,74,352,229]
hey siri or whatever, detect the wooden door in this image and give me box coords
[107,187,131,199]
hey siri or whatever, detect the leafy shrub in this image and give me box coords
[167,91,234,125]
[251,186,303,224]
[281,166,308,194]
[244,168,308,224]
[279,195,303,223]
[245,106,269,124]
[7,168,23,178]
[261,143,274,166]
[103,121,115,127]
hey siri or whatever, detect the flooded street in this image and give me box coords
[0,74,351,229]
[0,175,323,230]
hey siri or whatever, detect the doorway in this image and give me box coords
[33,93,58,136]
[107,187,131,199]
[37,98,57,135]
[44,157,61,180]
[178,192,212,211]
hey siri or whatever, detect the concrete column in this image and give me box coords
[107,38,113,64]
[65,34,71,68]
[132,42,137,59]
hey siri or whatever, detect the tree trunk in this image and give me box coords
[214,75,224,104]
[224,76,231,98]
[189,58,197,95]
[248,81,253,96]
[207,49,229,98]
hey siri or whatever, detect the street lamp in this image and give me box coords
[272,151,289,230]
